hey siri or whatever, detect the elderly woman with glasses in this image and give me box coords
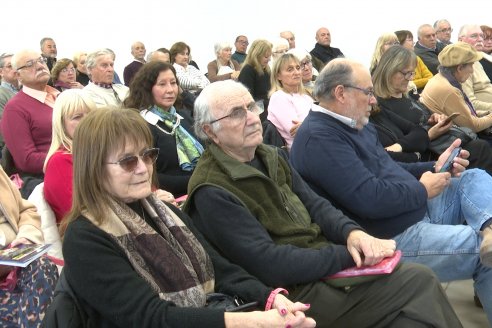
[60,107,315,328]
[50,58,84,92]
[267,54,313,150]
[124,61,204,198]
[371,44,492,174]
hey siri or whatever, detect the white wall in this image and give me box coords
[3,0,490,79]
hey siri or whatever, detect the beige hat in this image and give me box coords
[438,42,483,67]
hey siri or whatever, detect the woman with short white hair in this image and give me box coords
[207,42,240,82]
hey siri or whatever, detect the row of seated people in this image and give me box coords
[2,24,492,326]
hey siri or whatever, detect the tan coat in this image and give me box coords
[0,167,43,245]
[420,73,492,132]
[462,58,492,112]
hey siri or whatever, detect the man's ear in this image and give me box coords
[333,84,346,102]
[202,124,220,145]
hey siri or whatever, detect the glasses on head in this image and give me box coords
[106,148,159,173]
[300,60,312,69]
[61,67,76,73]
[438,28,453,33]
[273,49,288,55]
[209,103,264,124]
[399,70,416,80]
[17,57,47,71]
[343,85,375,98]
[468,33,484,40]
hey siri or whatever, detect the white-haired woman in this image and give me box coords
[207,42,241,82]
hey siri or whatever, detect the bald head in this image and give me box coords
[316,27,331,47]
[131,41,146,61]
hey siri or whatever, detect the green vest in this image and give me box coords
[186,144,330,249]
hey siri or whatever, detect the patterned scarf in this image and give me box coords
[150,105,204,171]
[440,69,477,116]
[83,194,214,307]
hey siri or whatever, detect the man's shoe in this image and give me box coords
[480,226,492,267]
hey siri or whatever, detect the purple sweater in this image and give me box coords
[2,90,52,174]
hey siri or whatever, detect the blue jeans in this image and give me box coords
[393,169,492,325]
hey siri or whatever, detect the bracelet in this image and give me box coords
[265,287,289,311]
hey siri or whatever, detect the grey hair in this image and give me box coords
[313,58,355,102]
[86,48,115,73]
[0,53,13,68]
[287,48,312,62]
[214,42,233,56]
[458,24,481,39]
[146,51,155,62]
[193,80,250,141]
[433,19,450,30]
[40,37,54,48]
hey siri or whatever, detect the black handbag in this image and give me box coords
[428,125,477,155]
[205,293,258,312]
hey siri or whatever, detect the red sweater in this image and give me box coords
[2,91,53,174]
[44,150,73,223]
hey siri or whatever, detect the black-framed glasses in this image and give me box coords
[17,57,47,71]
[399,70,416,80]
[300,60,312,69]
[209,103,264,124]
[343,85,375,98]
[106,148,159,172]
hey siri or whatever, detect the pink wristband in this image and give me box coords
[265,287,289,311]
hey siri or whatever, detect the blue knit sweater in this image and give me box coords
[290,109,434,238]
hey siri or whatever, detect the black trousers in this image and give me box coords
[290,263,462,328]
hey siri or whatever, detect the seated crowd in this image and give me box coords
[2,19,492,327]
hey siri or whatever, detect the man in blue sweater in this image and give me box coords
[290,58,492,324]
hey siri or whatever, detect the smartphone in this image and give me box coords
[439,147,462,173]
[443,113,460,125]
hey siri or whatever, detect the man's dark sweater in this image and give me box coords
[290,110,433,239]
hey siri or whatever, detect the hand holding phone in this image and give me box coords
[439,147,462,173]
[442,113,460,125]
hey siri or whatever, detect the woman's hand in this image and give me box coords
[69,81,84,89]
[154,189,178,206]
[290,120,302,137]
[427,118,452,140]
[10,237,32,248]
[384,143,402,152]
[224,308,316,328]
[231,71,240,80]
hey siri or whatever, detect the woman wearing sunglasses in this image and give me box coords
[124,61,204,197]
[60,107,315,328]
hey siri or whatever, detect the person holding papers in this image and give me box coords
[0,166,58,326]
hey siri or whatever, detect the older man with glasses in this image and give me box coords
[1,50,59,196]
[458,24,492,116]
[434,19,453,46]
[183,80,463,328]
[414,24,447,74]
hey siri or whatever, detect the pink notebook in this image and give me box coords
[325,250,402,279]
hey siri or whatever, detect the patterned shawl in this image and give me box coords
[83,194,214,307]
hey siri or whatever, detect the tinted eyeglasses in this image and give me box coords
[209,103,264,124]
[106,148,159,172]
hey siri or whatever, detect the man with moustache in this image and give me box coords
[40,37,57,72]
[458,24,492,113]
[1,50,59,194]
[84,49,129,108]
